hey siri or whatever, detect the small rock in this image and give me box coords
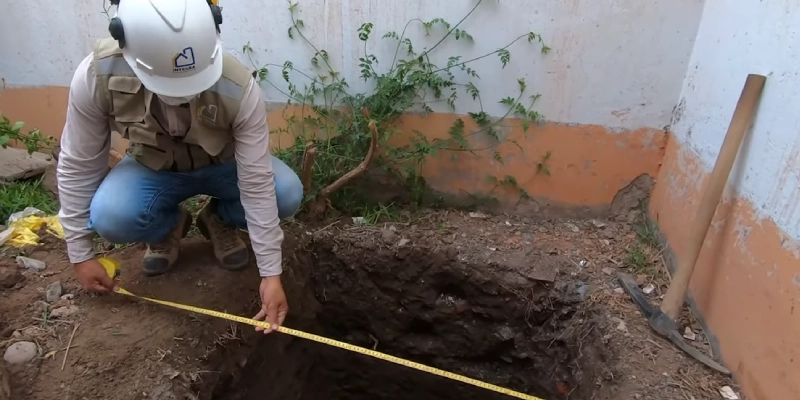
[564,223,580,233]
[61,294,75,301]
[601,267,615,276]
[611,317,628,333]
[0,267,23,288]
[576,284,589,300]
[635,274,648,286]
[613,287,625,294]
[0,326,14,338]
[50,305,79,319]
[444,246,459,261]
[683,327,697,341]
[578,259,588,268]
[468,212,488,219]
[496,326,515,341]
[3,341,37,364]
[380,229,397,242]
[33,301,49,313]
[16,256,46,272]
[351,217,367,225]
[719,386,739,400]
[642,284,655,294]
[591,220,606,228]
[51,299,72,309]
[388,225,396,231]
[45,281,63,303]
[397,238,410,247]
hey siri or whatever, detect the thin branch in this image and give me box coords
[318,108,379,198]
[61,322,80,371]
[301,141,317,194]
[420,0,483,57]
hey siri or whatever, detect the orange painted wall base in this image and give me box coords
[1,85,666,214]
[649,134,800,400]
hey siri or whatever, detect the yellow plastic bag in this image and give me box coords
[4,215,64,247]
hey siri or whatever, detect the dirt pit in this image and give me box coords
[0,210,739,400]
[212,229,612,400]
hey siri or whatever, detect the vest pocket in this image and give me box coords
[126,126,160,147]
[108,76,146,122]
[129,143,172,171]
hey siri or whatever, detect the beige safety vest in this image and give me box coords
[92,37,256,172]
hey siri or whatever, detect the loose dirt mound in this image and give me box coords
[0,210,738,400]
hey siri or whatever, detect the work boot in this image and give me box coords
[142,206,192,276]
[196,199,249,270]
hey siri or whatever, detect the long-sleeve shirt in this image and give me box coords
[56,53,284,277]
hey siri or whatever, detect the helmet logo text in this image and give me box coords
[173,47,196,73]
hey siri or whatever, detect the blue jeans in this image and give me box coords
[88,156,303,244]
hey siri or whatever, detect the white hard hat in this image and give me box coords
[110,0,224,97]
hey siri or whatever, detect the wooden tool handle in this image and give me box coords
[660,73,767,320]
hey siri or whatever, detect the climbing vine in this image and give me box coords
[243,0,550,215]
[0,114,56,155]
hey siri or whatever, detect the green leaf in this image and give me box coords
[498,49,511,68]
[11,121,24,133]
[0,135,9,147]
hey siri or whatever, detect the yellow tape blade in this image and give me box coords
[113,287,544,400]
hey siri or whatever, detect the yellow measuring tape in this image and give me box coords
[97,257,543,400]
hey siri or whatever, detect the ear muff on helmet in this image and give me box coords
[107,0,223,49]
[108,0,126,48]
[208,0,223,33]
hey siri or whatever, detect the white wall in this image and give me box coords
[0,0,704,131]
[670,0,800,238]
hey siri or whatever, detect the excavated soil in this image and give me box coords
[0,210,741,400]
[212,229,611,400]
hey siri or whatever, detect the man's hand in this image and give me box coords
[75,259,117,292]
[253,276,288,334]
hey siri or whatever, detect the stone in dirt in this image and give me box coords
[719,386,740,399]
[50,305,79,318]
[380,228,396,242]
[45,281,63,303]
[41,165,58,199]
[33,301,49,313]
[564,222,580,233]
[0,267,23,288]
[609,173,655,222]
[3,341,37,364]
[0,147,54,182]
[16,256,46,272]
